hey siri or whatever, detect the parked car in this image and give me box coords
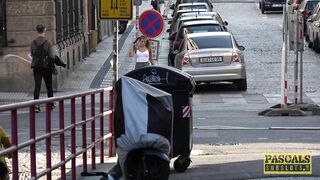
[174,11,228,34]
[312,21,320,52]
[168,11,228,43]
[306,2,320,41]
[168,20,227,66]
[169,15,221,46]
[170,2,212,20]
[170,2,211,20]
[259,0,286,14]
[173,32,247,90]
[297,0,320,32]
[308,14,320,52]
[168,9,209,35]
[171,0,214,9]
[176,2,212,11]
[288,0,305,9]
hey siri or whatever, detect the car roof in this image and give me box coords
[187,32,232,38]
[177,9,208,13]
[177,2,209,6]
[181,11,218,17]
[182,20,220,26]
[180,15,216,21]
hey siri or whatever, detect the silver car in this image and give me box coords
[172,12,228,34]
[176,2,212,11]
[306,1,320,41]
[174,32,247,90]
[306,2,320,52]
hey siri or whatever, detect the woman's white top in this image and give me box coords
[136,49,149,63]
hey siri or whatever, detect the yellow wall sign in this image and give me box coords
[264,153,312,175]
[99,0,133,20]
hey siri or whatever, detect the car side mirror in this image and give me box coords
[170,4,175,10]
[166,28,171,33]
[224,21,228,26]
[238,46,245,51]
[168,20,172,24]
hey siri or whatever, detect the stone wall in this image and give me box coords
[0,0,90,92]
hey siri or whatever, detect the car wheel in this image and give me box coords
[259,1,261,9]
[261,1,266,14]
[305,35,309,42]
[308,39,313,48]
[236,79,247,91]
[168,51,174,66]
[314,34,320,53]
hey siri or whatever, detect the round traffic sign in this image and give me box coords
[139,10,164,38]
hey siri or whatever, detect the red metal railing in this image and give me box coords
[0,87,114,180]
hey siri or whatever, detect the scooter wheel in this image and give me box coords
[174,156,191,172]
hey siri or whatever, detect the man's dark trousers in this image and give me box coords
[33,68,53,99]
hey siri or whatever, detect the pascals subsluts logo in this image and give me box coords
[264,153,312,175]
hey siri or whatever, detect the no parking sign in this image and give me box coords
[139,10,164,38]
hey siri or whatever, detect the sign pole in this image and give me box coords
[299,15,304,103]
[281,4,288,109]
[136,5,139,39]
[294,12,299,104]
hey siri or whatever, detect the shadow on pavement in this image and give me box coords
[169,155,320,180]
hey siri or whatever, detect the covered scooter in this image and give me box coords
[113,76,174,180]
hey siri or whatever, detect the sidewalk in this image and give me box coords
[0,0,170,105]
[72,1,172,180]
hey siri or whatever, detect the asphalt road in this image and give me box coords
[173,1,320,179]
[1,0,320,179]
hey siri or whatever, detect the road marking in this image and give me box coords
[301,137,312,140]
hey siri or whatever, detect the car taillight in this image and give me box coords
[174,40,181,49]
[302,10,308,17]
[231,52,241,63]
[183,55,190,65]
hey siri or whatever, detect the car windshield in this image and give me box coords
[178,18,214,28]
[187,35,233,50]
[182,13,215,18]
[306,1,319,11]
[180,5,207,10]
[185,24,222,33]
[183,0,209,3]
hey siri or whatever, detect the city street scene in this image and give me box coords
[1,0,320,179]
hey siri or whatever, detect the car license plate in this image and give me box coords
[200,56,223,63]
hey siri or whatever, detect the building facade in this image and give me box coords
[0,0,113,91]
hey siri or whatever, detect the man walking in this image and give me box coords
[30,24,55,112]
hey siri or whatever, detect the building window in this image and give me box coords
[0,0,6,47]
[55,1,63,42]
[55,0,83,43]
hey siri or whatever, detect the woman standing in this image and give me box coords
[129,36,154,69]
